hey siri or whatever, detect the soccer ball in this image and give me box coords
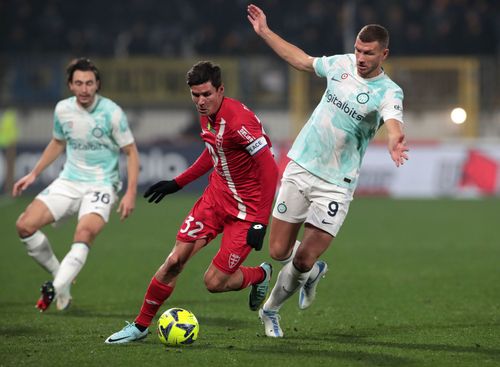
[157,307,199,346]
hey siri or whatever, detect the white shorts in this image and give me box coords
[272,161,354,237]
[36,178,118,223]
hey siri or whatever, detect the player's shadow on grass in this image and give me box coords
[201,341,413,366]
[197,316,256,328]
[331,334,500,359]
[310,322,500,360]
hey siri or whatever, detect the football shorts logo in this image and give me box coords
[228,253,241,269]
[277,202,287,214]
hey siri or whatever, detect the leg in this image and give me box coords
[16,199,60,276]
[260,225,333,337]
[202,261,270,293]
[105,239,206,344]
[266,224,333,309]
[204,257,272,311]
[297,224,332,310]
[268,216,302,262]
[205,218,272,310]
[53,213,105,290]
[48,213,106,311]
[136,239,207,327]
[294,224,333,272]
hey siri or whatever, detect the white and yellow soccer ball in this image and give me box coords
[157,308,199,346]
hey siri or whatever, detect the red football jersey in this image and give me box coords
[199,97,273,222]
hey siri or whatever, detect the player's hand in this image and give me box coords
[247,222,267,251]
[12,172,36,197]
[144,180,181,203]
[247,4,269,35]
[117,191,136,221]
[388,133,409,167]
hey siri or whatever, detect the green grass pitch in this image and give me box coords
[1,195,499,366]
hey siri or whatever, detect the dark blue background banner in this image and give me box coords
[1,142,209,194]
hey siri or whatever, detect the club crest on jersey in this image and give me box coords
[228,253,241,269]
[92,127,104,138]
[356,93,369,104]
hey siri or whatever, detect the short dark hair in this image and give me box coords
[186,61,222,88]
[357,24,390,49]
[66,58,101,87]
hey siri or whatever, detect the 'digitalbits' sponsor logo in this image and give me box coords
[69,139,110,151]
[325,90,365,121]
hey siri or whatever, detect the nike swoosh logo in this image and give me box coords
[331,77,341,82]
[106,336,129,342]
[281,286,294,294]
[321,219,333,225]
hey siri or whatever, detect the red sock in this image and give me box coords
[135,277,173,328]
[239,266,265,289]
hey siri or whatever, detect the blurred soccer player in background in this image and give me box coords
[13,58,140,312]
[247,4,409,337]
[105,61,278,344]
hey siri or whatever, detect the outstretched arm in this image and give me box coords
[247,4,315,72]
[385,119,409,167]
[144,148,213,204]
[12,138,65,197]
[117,142,140,220]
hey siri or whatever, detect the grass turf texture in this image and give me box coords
[1,195,499,366]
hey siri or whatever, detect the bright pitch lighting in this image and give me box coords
[450,107,467,124]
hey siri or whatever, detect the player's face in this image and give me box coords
[354,38,388,78]
[68,70,99,108]
[190,82,224,116]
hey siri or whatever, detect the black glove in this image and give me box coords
[144,180,181,203]
[247,222,267,251]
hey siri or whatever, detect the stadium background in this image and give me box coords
[0,0,499,197]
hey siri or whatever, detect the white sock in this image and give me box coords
[263,261,311,312]
[21,230,60,277]
[307,261,321,282]
[277,240,301,266]
[53,242,89,294]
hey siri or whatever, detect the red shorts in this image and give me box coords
[176,190,253,274]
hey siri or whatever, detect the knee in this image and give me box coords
[74,227,97,244]
[203,276,225,293]
[292,251,315,272]
[16,214,36,238]
[269,239,292,262]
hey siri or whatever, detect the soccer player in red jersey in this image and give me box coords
[105,61,279,344]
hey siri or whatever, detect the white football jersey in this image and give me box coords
[53,95,134,189]
[288,54,404,189]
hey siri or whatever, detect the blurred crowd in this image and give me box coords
[0,0,497,57]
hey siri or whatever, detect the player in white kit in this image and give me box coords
[247,4,409,337]
[12,58,140,312]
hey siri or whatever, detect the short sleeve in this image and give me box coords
[313,55,343,78]
[53,108,64,140]
[111,107,134,147]
[380,86,404,123]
